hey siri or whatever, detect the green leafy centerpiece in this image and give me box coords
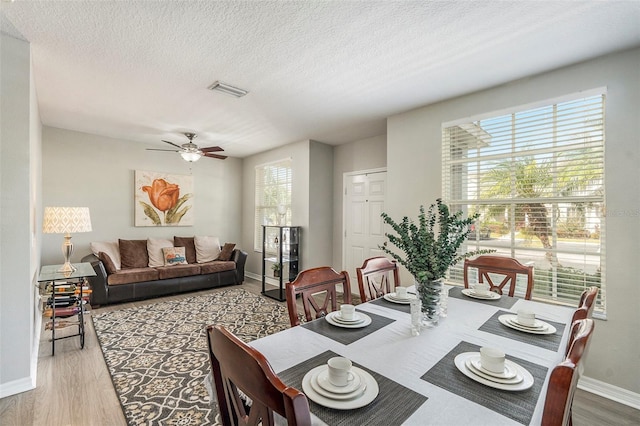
[380,199,492,325]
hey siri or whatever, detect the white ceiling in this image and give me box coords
[2,1,639,158]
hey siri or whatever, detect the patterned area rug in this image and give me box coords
[92,287,291,425]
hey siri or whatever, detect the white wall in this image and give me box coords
[332,134,387,269]
[41,127,243,265]
[387,47,640,394]
[0,34,41,398]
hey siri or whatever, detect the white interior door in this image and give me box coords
[343,170,387,284]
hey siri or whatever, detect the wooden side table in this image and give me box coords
[37,263,96,355]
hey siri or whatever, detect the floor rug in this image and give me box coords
[92,287,291,425]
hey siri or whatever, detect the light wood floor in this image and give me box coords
[1,279,638,425]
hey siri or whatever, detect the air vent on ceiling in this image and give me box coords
[208,81,248,98]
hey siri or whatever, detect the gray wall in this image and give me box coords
[41,127,243,265]
[0,34,41,397]
[387,47,640,394]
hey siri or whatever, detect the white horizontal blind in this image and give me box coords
[442,93,605,311]
[254,159,292,251]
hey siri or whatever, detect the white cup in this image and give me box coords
[480,347,506,374]
[340,304,355,321]
[473,282,490,296]
[395,286,408,299]
[327,357,354,387]
[517,309,536,326]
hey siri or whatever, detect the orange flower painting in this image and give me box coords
[135,171,193,226]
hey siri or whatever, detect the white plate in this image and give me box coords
[469,356,518,379]
[310,370,366,400]
[383,294,414,304]
[454,352,534,391]
[302,366,379,409]
[331,312,365,324]
[466,360,524,385]
[316,366,362,394]
[499,314,556,335]
[507,317,547,330]
[326,312,372,328]
[461,288,501,300]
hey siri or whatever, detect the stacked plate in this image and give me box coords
[325,311,372,328]
[302,365,379,409]
[498,314,557,334]
[454,352,534,391]
[383,292,416,304]
[461,288,501,300]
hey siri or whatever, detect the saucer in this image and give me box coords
[326,312,372,328]
[461,289,501,300]
[469,356,517,379]
[499,314,556,335]
[383,293,414,304]
[465,359,524,385]
[316,367,362,394]
[454,352,534,391]
[311,370,366,400]
[302,366,379,409]
[508,317,546,330]
[332,312,365,324]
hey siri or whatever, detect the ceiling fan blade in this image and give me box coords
[161,140,184,149]
[147,148,180,152]
[201,146,224,153]
[204,153,228,160]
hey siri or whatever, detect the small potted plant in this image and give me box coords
[380,198,493,325]
[271,263,281,278]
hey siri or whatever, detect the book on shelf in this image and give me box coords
[43,306,80,318]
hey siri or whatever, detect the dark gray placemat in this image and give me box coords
[479,310,566,352]
[421,341,547,425]
[301,309,395,345]
[369,296,411,313]
[278,350,428,426]
[449,286,519,309]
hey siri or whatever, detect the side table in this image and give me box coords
[37,263,96,355]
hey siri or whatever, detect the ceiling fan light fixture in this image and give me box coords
[208,81,248,98]
[180,151,202,162]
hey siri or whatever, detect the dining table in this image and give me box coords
[249,285,575,425]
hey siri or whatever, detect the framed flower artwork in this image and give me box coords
[135,170,194,227]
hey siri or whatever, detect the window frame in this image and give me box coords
[254,158,292,252]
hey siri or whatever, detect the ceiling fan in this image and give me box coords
[147,132,227,162]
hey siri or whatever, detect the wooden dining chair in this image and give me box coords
[285,266,352,327]
[463,255,534,299]
[206,324,312,426]
[571,286,599,323]
[356,256,401,302]
[542,318,595,426]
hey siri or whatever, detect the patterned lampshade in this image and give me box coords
[43,207,92,234]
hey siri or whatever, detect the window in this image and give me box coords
[254,158,292,251]
[442,91,605,312]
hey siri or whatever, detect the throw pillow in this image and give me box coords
[98,251,118,274]
[119,239,149,269]
[162,246,188,266]
[174,236,197,264]
[194,236,221,263]
[147,238,174,267]
[216,243,236,261]
[90,241,121,270]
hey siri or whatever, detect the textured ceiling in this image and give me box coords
[1,1,639,158]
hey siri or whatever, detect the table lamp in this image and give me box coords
[43,207,92,273]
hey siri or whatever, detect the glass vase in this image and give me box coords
[415,278,442,327]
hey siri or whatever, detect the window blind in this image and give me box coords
[254,159,292,251]
[442,93,605,312]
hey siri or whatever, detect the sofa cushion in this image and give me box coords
[148,238,174,267]
[162,246,188,266]
[195,236,221,263]
[119,239,149,269]
[174,236,197,264]
[217,243,236,261]
[199,261,236,274]
[156,264,201,280]
[107,267,159,286]
[98,251,118,275]
[91,240,121,270]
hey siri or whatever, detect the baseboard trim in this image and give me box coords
[0,376,36,399]
[578,375,640,410]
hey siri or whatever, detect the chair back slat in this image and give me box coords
[464,255,534,299]
[356,256,400,302]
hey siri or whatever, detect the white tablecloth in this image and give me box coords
[250,287,574,425]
